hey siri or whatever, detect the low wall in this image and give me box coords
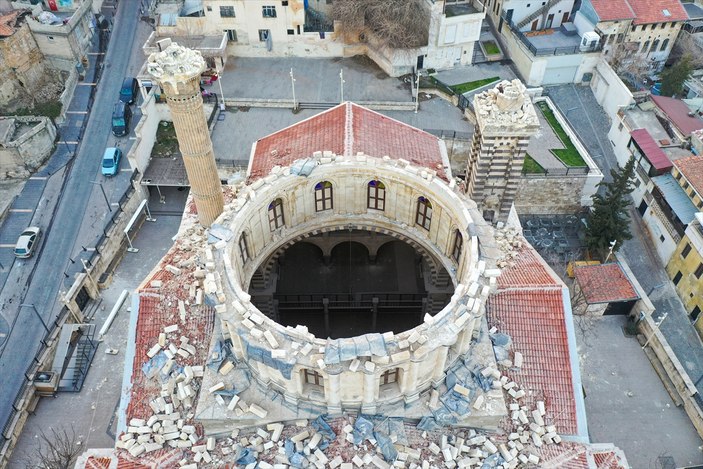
[639,314,703,438]
[57,69,78,125]
[515,173,591,214]
[223,98,415,111]
[0,116,57,179]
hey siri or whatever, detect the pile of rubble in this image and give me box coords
[494,227,523,269]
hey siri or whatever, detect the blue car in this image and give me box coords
[101,147,122,176]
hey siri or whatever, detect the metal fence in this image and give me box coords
[522,165,589,176]
[502,14,602,57]
[424,129,472,141]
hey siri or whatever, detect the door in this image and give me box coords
[638,200,648,216]
[531,19,539,31]
[416,55,424,70]
[562,12,569,24]
[546,14,554,29]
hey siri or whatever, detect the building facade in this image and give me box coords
[667,212,703,328]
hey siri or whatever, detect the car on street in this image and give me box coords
[14,226,41,258]
[111,101,132,137]
[101,147,122,176]
[119,77,138,105]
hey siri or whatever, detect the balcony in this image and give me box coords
[501,14,601,56]
[445,3,480,17]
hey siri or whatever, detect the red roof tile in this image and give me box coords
[590,0,635,21]
[538,442,589,468]
[674,154,703,197]
[497,244,560,289]
[86,456,112,469]
[629,0,688,24]
[651,95,703,136]
[0,10,22,37]
[593,450,629,469]
[249,102,447,182]
[487,289,579,435]
[630,128,673,172]
[574,263,640,304]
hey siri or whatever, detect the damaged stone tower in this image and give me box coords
[465,80,539,222]
[147,43,224,227]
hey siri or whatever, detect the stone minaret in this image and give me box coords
[147,43,224,227]
[465,79,539,222]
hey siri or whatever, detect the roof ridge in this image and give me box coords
[344,101,353,158]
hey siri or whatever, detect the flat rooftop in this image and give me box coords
[525,30,582,51]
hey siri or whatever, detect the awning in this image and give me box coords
[652,173,698,224]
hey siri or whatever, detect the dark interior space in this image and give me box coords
[250,235,450,339]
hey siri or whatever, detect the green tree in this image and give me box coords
[585,157,636,260]
[661,55,693,97]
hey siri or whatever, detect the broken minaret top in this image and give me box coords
[147,42,206,93]
[473,79,539,136]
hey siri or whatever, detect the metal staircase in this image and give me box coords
[516,0,562,30]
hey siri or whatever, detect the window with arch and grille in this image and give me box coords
[268,198,285,230]
[239,233,250,263]
[367,180,386,210]
[415,196,432,230]
[315,181,333,212]
[452,229,463,263]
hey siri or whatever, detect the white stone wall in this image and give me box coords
[205,156,501,414]
[590,58,634,120]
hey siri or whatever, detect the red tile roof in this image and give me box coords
[249,102,447,182]
[497,244,560,289]
[85,457,112,469]
[538,443,589,468]
[674,154,703,197]
[593,450,629,469]
[590,0,635,21]
[487,289,579,435]
[574,263,640,304]
[651,95,703,136]
[630,128,673,172]
[628,0,688,24]
[0,10,22,37]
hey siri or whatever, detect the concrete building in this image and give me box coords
[573,0,688,71]
[0,10,47,109]
[465,79,539,222]
[147,43,224,227]
[485,0,576,32]
[667,212,703,327]
[141,0,486,77]
[10,0,95,71]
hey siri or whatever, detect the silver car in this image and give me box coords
[14,226,41,258]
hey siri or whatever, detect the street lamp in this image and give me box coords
[90,181,112,213]
[339,69,345,103]
[604,239,617,263]
[19,303,50,335]
[290,68,297,110]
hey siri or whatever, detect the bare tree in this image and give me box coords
[331,0,430,49]
[607,42,650,85]
[22,426,82,469]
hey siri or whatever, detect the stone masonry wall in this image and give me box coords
[514,174,588,214]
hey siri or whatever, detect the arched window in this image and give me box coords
[651,39,659,52]
[239,233,250,263]
[415,196,432,230]
[268,198,285,230]
[314,181,333,212]
[642,40,650,53]
[452,229,463,263]
[367,180,386,210]
[660,38,669,51]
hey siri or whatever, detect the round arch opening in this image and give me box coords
[248,229,453,339]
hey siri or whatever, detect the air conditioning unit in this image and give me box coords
[580,31,600,51]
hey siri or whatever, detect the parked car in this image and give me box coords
[14,226,41,258]
[111,101,132,137]
[119,77,138,104]
[101,147,122,176]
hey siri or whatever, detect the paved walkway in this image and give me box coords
[220,56,412,103]
[526,107,567,170]
[544,84,703,392]
[577,315,703,468]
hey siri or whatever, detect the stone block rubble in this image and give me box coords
[493,227,523,269]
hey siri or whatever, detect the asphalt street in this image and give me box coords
[0,2,140,436]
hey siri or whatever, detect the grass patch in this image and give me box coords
[12,100,63,120]
[450,76,499,94]
[419,75,455,96]
[522,153,545,174]
[536,101,587,167]
[482,40,500,55]
[151,121,179,157]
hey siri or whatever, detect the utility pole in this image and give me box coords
[340,69,345,103]
[90,181,112,213]
[290,68,297,110]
